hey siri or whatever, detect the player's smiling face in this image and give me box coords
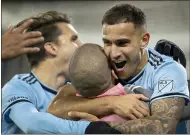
[102,23,142,79]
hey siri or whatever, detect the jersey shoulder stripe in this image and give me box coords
[18,73,37,85]
[148,49,165,69]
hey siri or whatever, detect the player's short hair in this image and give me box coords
[16,11,71,68]
[69,43,112,97]
[102,4,146,29]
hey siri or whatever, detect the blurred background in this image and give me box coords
[2,0,190,85]
[1,0,190,133]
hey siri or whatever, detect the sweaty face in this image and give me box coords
[56,23,82,80]
[102,23,143,79]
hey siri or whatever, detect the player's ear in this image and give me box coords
[111,70,118,79]
[111,70,119,85]
[140,32,150,49]
[44,42,58,57]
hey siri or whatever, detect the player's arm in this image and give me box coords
[109,97,184,134]
[2,80,89,134]
[8,101,89,134]
[48,86,113,118]
[74,61,189,133]
[48,84,150,120]
[109,61,189,133]
[180,103,190,121]
[125,84,190,121]
[48,84,113,118]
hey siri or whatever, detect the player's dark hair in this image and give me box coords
[16,11,71,68]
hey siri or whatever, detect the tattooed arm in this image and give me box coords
[109,97,185,134]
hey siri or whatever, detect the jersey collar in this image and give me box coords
[31,72,57,95]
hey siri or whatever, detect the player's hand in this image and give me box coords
[2,19,44,60]
[68,111,100,121]
[110,94,150,120]
[125,84,152,98]
[155,39,186,68]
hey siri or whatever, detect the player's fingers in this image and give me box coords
[68,111,99,121]
[127,113,137,120]
[22,47,40,54]
[16,19,34,33]
[137,102,150,117]
[131,94,149,101]
[22,37,44,47]
[68,111,94,119]
[23,31,42,39]
[132,109,144,118]
[7,25,14,33]
[137,106,150,117]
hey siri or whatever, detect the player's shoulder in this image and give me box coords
[16,73,38,85]
[147,48,186,74]
[2,73,38,94]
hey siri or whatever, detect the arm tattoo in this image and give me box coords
[109,97,184,134]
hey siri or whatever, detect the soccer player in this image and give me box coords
[52,43,189,123]
[2,11,90,134]
[69,43,150,122]
[48,4,189,134]
[1,10,146,134]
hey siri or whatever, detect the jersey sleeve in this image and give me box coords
[9,102,90,134]
[2,78,36,123]
[151,62,189,104]
[2,78,90,134]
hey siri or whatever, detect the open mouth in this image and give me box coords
[114,61,127,69]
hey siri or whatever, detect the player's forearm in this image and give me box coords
[110,97,184,134]
[10,102,90,134]
[109,115,177,134]
[48,96,113,119]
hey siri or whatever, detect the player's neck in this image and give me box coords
[133,49,148,76]
[32,61,67,91]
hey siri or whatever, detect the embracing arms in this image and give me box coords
[109,97,184,134]
[48,84,150,120]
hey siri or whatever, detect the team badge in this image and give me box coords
[158,80,173,93]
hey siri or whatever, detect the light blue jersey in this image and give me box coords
[122,48,189,133]
[2,72,90,134]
